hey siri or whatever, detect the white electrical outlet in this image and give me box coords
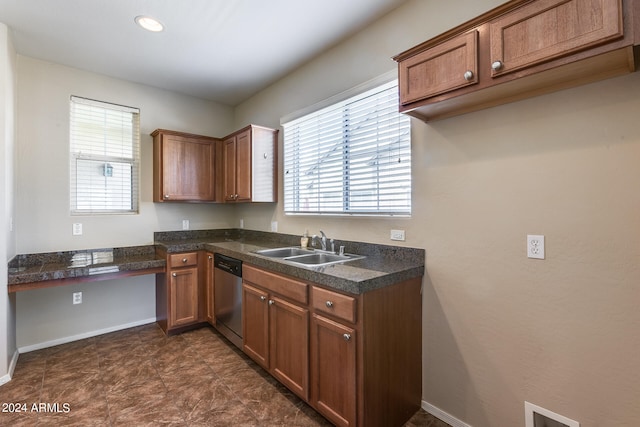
[182,219,190,230]
[239,219,244,229]
[271,221,278,232]
[72,223,83,236]
[527,235,545,259]
[390,229,406,241]
[72,292,82,305]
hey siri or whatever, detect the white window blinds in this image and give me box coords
[282,80,411,216]
[69,96,140,214]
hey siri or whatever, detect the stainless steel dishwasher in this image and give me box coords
[213,253,243,349]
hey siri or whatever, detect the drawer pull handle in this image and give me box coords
[172,273,177,277]
[491,60,503,71]
[343,333,351,341]
[268,299,275,305]
[325,301,334,308]
[164,194,169,199]
[463,70,474,81]
[182,258,188,263]
[260,296,266,301]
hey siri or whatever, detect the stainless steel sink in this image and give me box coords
[254,247,364,267]
[255,247,315,258]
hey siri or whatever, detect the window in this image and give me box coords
[69,96,140,214]
[282,80,411,216]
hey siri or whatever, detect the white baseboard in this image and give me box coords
[0,348,19,386]
[422,400,473,427]
[18,317,157,353]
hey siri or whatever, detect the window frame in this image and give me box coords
[281,74,412,217]
[69,96,140,215]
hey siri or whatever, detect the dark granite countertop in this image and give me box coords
[154,229,425,295]
[8,245,165,288]
[6,229,425,295]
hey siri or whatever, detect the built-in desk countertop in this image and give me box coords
[7,245,165,293]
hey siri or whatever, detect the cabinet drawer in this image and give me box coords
[169,252,198,268]
[312,286,357,324]
[243,264,308,305]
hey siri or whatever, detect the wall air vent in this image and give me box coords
[525,401,579,427]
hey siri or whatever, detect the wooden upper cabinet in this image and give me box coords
[399,30,478,105]
[223,129,252,202]
[393,0,638,121]
[152,129,220,202]
[222,125,278,203]
[489,0,624,76]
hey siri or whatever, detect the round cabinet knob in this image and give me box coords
[491,60,503,71]
[172,273,177,277]
[182,258,187,263]
[325,301,334,308]
[343,333,351,341]
[463,70,474,81]
[268,299,275,305]
[163,194,169,199]
[263,153,268,159]
[260,296,266,301]
[208,256,212,260]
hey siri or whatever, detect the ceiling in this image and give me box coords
[0,0,408,106]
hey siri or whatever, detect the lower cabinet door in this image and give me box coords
[169,267,199,328]
[310,314,357,427]
[242,283,270,369]
[269,296,309,400]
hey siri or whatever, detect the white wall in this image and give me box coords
[14,56,238,349]
[0,22,17,384]
[234,1,640,426]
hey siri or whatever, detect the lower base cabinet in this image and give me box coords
[241,263,422,427]
[242,268,309,400]
[155,249,205,334]
[310,314,357,427]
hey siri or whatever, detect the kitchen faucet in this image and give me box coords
[312,230,329,251]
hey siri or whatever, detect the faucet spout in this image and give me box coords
[319,231,327,251]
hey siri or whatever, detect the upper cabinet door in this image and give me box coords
[489,0,624,77]
[399,30,478,105]
[234,129,252,202]
[161,134,216,201]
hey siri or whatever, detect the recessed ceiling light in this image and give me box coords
[134,15,164,32]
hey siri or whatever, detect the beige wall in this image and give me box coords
[14,56,238,349]
[0,22,17,383]
[234,0,640,426]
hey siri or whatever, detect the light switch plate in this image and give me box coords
[72,223,83,236]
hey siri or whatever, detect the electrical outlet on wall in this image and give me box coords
[73,292,82,305]
[182,219,190,230]
[527,235,545,259]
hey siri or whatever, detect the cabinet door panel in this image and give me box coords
[223,136,237,201]
[490,0,623,76]
[242,283,269,368]
[162,134,215,201]
[399,30,478,104]
[169,267,199,327]
[310,314,356,427]
[235,129,252,202]
[270,297,309,400]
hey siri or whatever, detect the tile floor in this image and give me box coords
[0,323,451,426]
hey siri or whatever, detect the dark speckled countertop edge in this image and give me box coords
[155,229,426,295]
[8,245,166,286]
[7,230,425,295]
